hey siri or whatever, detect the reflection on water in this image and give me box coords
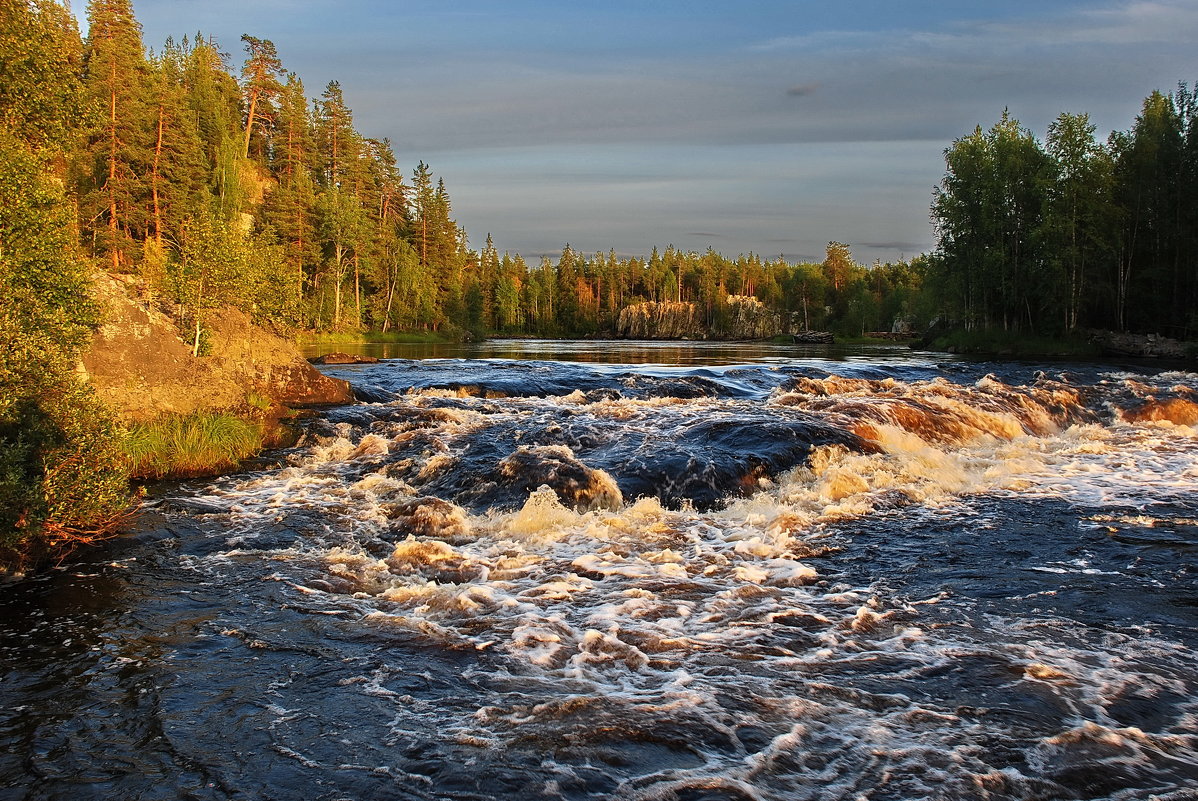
[299,337,938,366]
[2,344,1197,801]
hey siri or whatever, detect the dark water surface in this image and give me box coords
[3,342,1197,800]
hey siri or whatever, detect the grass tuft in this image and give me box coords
[124,413,264,479]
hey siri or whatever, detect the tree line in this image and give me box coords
[17,0,1195,346]
[47,0,922,342]
[930,91,1198,339]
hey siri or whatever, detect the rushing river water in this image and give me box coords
[2,342,1197,801]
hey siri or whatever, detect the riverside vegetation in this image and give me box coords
[1,0,1196,567]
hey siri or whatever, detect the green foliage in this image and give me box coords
[0,111,131,561]
[933,111,1056,333]
[0,367,132,556]
[123,413,264,479]
[928,328,1101,358]
[79,0,151,271]
[932,88,1198,340]
[0,0,86,151]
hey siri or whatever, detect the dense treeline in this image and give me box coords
[72,0,464,342]
[22,0,1194,345]
[930,92,1198,339]
[47,0,922,342]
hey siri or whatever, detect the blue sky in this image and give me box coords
[120,0,1197,264]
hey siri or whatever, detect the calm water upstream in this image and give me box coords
[2,341,1196,800]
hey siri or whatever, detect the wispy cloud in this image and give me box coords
[124,0,1198,263]
[786,82,820,97]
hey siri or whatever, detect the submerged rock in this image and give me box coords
[497,445,624,511]
[309,352,381,365]
[382,497,474,543]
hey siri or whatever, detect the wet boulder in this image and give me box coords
[381,496,474,543]
[497,445,623,512]
[384,537,487,584]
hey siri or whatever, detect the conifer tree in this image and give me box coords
[315,80,357,188]
[240,35,284,162]
[260,73,318,313]
[145,43,207,251]
[81,0,151,271]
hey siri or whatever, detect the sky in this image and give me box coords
[110,0,1197,264]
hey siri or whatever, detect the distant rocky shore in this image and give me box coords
[1086,330,1194,360]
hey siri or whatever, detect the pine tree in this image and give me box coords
[80,0,152,271]
[239,35,284,162]
[145,43,207,250]
[315,80,357,188]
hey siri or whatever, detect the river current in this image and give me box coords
[2,342,1196,800]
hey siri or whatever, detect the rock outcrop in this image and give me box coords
[1087,330,1193,360]
[309,352,380,365]
[721,295,784,340]
[80,272,352,421]
[615,301,704,339]
[615,295,784,340]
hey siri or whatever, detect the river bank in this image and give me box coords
[919,327,1197,362]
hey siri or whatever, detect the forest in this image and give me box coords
[6,0,1195,345]
[1,0,1195,562]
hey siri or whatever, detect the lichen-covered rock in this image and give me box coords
[80,272,352,421]
[720,295,783,340]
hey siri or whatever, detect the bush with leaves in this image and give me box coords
[0,126,132,567]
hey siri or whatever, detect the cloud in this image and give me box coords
[857,241,932,253]
[785,82,819,97]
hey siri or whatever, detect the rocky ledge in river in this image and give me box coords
[309,352,381,365]
[80,272,353,421]
[1087,330,1194,360]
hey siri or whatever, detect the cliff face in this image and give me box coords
[615,295,784,340]
[615,301,704,339]
[720,295,783,340]
[80,273,352,421]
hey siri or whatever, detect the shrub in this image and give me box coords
[0,363,133,564]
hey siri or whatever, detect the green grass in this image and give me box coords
[123,413,265,479]
[927,328,1102,358]
[297,330,452,346]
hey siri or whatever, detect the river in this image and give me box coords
[2,341,1196,800]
